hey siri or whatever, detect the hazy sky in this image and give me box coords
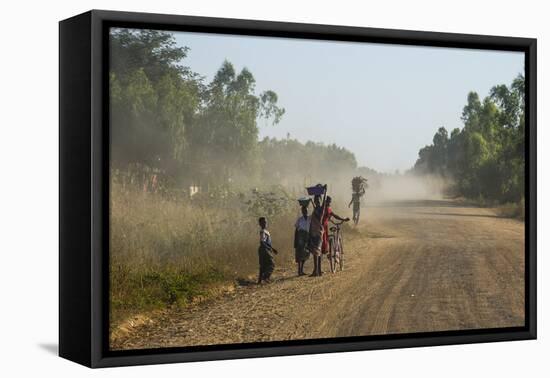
[173,31,524,173]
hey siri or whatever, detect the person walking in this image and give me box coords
[348,190,363,225]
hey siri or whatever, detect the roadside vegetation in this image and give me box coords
[413,75,525,218]
[108,29,368,328]
[110,181,300,325]
[495,199,525,220]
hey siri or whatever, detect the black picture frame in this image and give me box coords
[59,9,537,368]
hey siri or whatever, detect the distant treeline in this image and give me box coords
[413,75,525,203]
[109,28,374,192]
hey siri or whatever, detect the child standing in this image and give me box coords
[258,217,278,284]
[294,206,311,276]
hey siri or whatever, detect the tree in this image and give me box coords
[414,75,525,203]
[431,127,449,175]
[186,61,285,186]
[110,29,201,176]
[110,28,193,83]
[109,31,285,189]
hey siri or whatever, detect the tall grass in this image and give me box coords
[109,183,296,326]
[496,198,525,220]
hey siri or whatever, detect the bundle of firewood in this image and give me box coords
[351,176,368,195]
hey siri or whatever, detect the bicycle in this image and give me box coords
[328,219,346,273]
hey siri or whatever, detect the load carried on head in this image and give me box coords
[297,184,327,208]
[306,183,327,196]
[351,176,368,196]
[297,196,311,208]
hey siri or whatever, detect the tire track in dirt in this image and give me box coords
[110,200,525,350]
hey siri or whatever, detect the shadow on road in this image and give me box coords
[367,199,478,208]
[413,211,502,219]
[236,278,256,287]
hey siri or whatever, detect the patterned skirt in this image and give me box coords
[295,229,310,262]
[258,246,275,279]
[308,231,323,257]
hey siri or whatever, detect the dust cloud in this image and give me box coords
[366,174,449,203]
[311,171,450,215]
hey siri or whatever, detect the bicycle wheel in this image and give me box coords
[338,234,344,271]
[328,237,336,273]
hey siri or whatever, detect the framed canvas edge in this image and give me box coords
[59,11,93,367]
[62,9,537,368]
[93,330,536,368]
[526,37,537,341]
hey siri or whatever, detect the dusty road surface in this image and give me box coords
[111,199,525,350]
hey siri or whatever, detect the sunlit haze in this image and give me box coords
[173,31,524,173]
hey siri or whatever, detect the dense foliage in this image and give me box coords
[109,28,366,192]
[413,75,525,203]
[108,28,383,327]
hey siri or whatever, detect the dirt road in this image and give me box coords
[111,199,525,350]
